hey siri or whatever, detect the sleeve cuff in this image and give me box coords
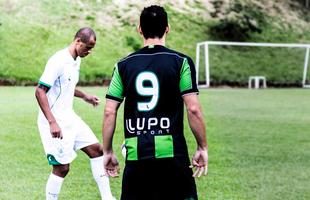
[106,94,124,103]
[180,88,199,96]
[38,81,52,88]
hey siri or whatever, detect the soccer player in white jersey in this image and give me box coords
[35,27,115,200]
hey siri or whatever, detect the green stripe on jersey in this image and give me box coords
[155,135,174,158]
[179,58,192,92]
[125,137,138,160]
[47,154,61,165]
[39,81,51,88]
[107,64,124,99]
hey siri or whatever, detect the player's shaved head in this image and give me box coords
[74,27,96,43]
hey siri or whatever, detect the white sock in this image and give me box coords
[90,156,114,200]
[46,173,64,200]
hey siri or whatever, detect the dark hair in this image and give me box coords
[140,5,168,39]
[74,27,96,43]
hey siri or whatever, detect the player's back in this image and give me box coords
[107,45,198,161]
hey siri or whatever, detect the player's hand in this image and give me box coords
[103,152,120,177]
[83,94,100,107]
[50,121,63,139]
[190,147,208,177]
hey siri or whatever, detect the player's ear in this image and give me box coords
[166,25,170,34]
[137,25,143,36]
[75,37,82,44]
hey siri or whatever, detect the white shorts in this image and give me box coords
[38,113,98,165]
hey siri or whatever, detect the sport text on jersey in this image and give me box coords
[126,117,170,135]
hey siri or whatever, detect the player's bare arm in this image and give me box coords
[183,94,208,177]
[102,99,121,177]
[35,84,62,139]
[74,88,100,106]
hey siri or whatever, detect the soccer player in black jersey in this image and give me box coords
[102,5,208,200]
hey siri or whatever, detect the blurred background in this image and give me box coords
[1,0,310,87]
[1,1,310,200]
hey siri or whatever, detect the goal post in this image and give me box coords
[196,41,310,88]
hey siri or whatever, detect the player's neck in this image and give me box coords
[143,38,165,47]
[68,43,78,60]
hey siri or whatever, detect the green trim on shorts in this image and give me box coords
[155,135,174,158]
[125,137,138,161]
[47,154,61,165]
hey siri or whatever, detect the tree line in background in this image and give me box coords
[0,0,310,86]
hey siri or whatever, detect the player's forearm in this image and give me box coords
[187,106,208,150]
[35,87,57,124]
[102,107,117,154]
[74,88,86,99]
[183,95,208,149]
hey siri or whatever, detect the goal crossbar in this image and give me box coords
[196,41,310,88]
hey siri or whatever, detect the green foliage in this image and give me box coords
[86,15,96,21]
[209,0,266,41]
[125,36,141,51]
[199,5,310,87]
[1,0,310,86]
[0,0,207,85]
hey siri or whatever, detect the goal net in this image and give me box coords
[195,41,310,88]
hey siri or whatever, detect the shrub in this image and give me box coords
[209,0,266,41]
[126,36,141,51]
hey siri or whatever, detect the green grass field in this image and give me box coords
[2,0,310,86]
[0,87,309,200]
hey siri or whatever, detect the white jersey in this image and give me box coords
[38,48,81,123]
[37,48,98,164]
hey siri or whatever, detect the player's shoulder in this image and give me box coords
[117,48,144,65]
[45,48,69,72]
[117,46,192,65]
[164,47,192,60]
[52,47,68,57]
[164,47,195,67]
[47,48,67,62]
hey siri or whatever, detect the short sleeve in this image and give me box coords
[106,64,124,102]
[179,57,199,96]
[39,55,62,88]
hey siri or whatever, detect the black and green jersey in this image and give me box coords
[106,45,198,161]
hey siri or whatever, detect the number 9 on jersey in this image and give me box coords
[135,72,159,112]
